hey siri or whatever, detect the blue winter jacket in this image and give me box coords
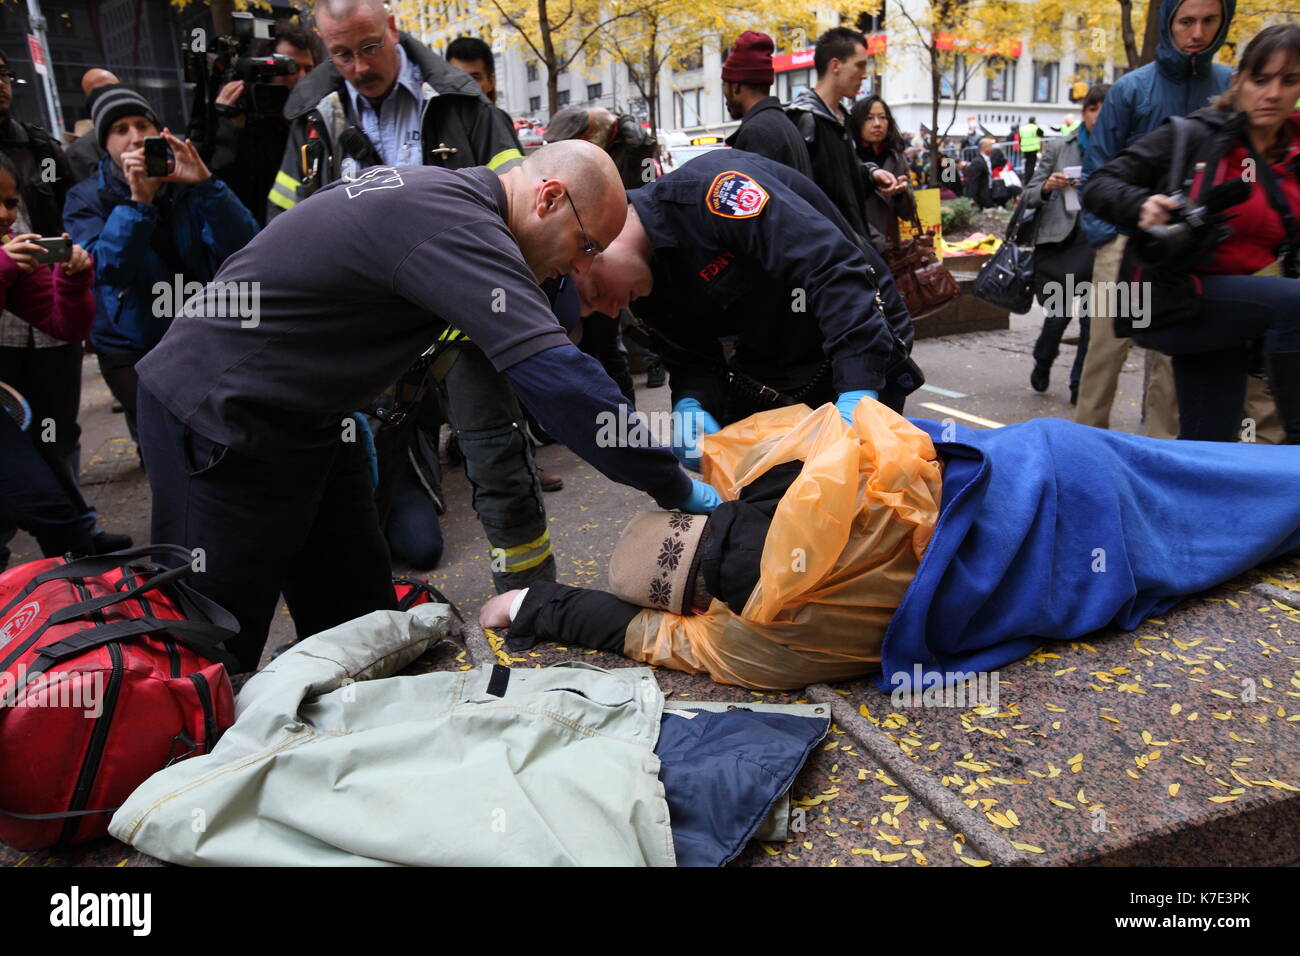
[62,157,259,355]
[1080,0,1236,247]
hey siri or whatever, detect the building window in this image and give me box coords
[557,90,570,106]
[1032,60,1058,103]
[529,95,541,111]
[674,87,703,128]
[986,57,1016,102]
[940,55,967,100]
[587,82,602,101]
[1073,62,1106,87]
[857,2,886,33]
[526,61,538,82]
[780,68,812,102]
[676,46,704,72]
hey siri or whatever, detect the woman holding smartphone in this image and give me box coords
[62,85,258,452]
[1021,84,1109,404]
[0,152,102,568]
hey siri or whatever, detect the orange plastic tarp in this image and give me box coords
[622,400,943,689]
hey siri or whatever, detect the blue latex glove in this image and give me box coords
[671,397,721,471]
[835,389,879,424]
[676,478,722,515]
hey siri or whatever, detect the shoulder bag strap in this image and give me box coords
[1166,116,1193,196]
[1243,138,1300,278]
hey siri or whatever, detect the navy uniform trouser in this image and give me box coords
[0,411,95,569]
[137,384,397,673]
[0,343,95,561]
[1137,273,1300,441]
[433,341,555,592]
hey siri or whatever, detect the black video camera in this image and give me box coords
[183,11,293,129]
[1133,177,1250,269]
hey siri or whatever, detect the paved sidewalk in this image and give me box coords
[4,322,1296,867]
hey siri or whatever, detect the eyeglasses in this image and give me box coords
[543,179,601,256]
[327,34,386,67]
[0,71,15,84]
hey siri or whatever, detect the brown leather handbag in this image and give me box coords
[883,213,962,317]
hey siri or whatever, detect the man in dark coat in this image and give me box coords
[721,31,812,178]
[786,28,899,240]
[963,136,997,208]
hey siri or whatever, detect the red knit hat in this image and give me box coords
[722,31,775,86]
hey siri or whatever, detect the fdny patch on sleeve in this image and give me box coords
[705,170,770,219]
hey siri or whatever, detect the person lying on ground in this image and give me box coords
[480,397,1300,691]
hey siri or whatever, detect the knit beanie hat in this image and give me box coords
[721,31,776,86]
[93,85,159,147]
[85,82,120,116]
[609,510,711,615]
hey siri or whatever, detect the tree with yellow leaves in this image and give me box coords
[393,0,676,116]
[167,0,275,35]
[889,0,1037,187]
[592,0,825,136]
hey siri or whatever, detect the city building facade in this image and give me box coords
[432,0,1125,144]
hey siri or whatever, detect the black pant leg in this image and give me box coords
[1171,348,1251,442]
[1034,314,1071,368]
[281,435,397,640]
[0,343,93,525]
[385,460,444,570]
[138,384,320,672]
[1070,314,1091,393]
[580,313,635,405]
[0,412,95,566]
[437,343,553,591]
[97,351,144,445]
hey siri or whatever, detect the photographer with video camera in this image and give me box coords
[63,87,259,449]
[1083,23,1300,443]
[196,18,320,226]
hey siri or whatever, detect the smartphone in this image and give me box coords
[143,136,173,177]
[30,237,72,265]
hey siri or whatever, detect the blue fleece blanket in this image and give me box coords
[878,417,1300,690]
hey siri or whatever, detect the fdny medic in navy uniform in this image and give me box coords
[573,149,918,463]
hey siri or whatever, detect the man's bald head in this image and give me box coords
[81,69,119,97]
[315,0,387,20]
[523,140,625,239]
[501,140,628,282]
[499,138,626,280]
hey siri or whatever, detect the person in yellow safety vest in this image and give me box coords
[1018,116,1044,183]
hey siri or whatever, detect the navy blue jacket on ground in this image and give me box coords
[881,416,1300,690]
[62,157,259,355]
[1080,0,1236,247]
[656,707,828,866]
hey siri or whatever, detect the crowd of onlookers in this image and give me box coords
[0,22,311,571]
